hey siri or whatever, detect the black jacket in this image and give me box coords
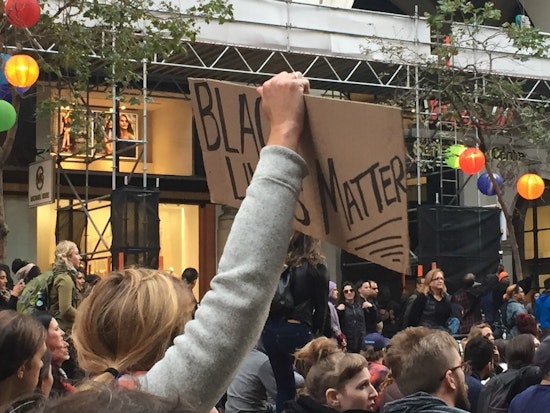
[0,294,17,311]
[338,301,367,353]
[284,395,371,413]
[409,292,452,330]
[286,261,328,335]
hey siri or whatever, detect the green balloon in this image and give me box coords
[445,144,466,169]
[0,99,16,132]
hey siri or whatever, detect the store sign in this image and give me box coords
[28,157,55,208]
[189,78,409,274]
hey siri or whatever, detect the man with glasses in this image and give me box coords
[383,327,470,413]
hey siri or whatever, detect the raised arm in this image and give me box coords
[143,72,310,412]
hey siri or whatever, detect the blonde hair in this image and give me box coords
[293,337,367,403]
[73,268,195,384]
[55,240,78,269]
[424,268,447,294]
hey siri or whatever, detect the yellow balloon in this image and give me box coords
[4,54,39,88]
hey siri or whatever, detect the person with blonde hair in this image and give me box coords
[70,71,311,413]
[284,337,377,413]
[49,240,82,334]
[408,268,456,333]
[73,268,194,385]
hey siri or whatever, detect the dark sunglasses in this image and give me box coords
[343,289,354,293]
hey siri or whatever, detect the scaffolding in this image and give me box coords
[31,1,550,270]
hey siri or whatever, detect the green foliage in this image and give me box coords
[375,0,550,151]
[29,0,233,114]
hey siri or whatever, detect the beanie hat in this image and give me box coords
[15,262,38,281]
[11,258,28,275]
[498,271,509,282]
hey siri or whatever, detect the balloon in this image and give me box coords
[0,54,11,85]
[4,54,39,88]
[5,0,41,28]
[0,100,17,132]
[15,86,30,94]
[477,172,503,196]
[517,174,545,200]
[459,147,485,174]
[445,144,466,169]
[0,84,12,103]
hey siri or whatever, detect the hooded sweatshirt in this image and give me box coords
[383,392,469,413]
[536,292,550,329]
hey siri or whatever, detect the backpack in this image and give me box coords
[17,270,55,315]
[270,267,294,314]
[478,366,540,413]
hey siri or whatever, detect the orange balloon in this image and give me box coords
[459,147,485,174]
[4,54,39,88]
[517,174,545,200]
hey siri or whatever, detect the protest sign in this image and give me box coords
[190,78,409,274]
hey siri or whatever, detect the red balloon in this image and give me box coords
[517,174,545,200]
[459,147,485,174]
[5,0,41,28]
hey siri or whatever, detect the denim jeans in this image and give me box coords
[261,317,313,413]
[447,316,460,335]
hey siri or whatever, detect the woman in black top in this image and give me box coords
[408,268,454,332]
[262,232,328,413]
[337,282,367,353]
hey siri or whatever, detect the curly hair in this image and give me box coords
[285,232,325,268]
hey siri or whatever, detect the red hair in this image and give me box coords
[515,313,539,337]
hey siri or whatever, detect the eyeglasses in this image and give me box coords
[343,289,354,293]
[440,361,471,381]
[432,277,445,282]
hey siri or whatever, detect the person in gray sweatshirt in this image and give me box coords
[71,71,311,413]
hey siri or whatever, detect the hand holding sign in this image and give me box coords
[190,76,410,275]
[257,71,310,152]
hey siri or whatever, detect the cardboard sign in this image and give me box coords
[190,79,409,274]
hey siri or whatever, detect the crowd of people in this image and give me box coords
[1,72,550,413]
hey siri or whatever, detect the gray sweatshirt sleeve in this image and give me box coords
[142,145,308,411]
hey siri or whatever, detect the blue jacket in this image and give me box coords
[536,292,550,328]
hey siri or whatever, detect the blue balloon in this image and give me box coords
[0,84,11,103]
[477,172,503,196]
[15,86,30,94]
[0,54,11,85]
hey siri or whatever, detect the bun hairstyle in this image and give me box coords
[293,337,367,403]
[54,240,79,270]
